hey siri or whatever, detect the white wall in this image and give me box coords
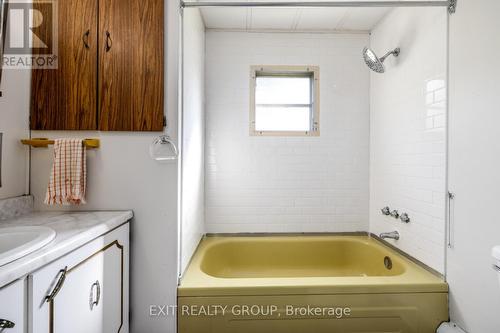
[181,8,205,274]
[0,15,30,200]
[205,31,370,233]
[368,7,447,273]
[448,0,500,331]
[29,1,180,332]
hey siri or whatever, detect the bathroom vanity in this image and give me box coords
[0,211,131,333]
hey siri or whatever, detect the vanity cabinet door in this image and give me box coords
[0,279,25,333]
[29,223,129,333]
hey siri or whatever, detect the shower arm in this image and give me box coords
[379,48,400,62]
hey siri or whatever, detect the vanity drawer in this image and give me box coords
[0,279,26,333]
[28,223,129,333]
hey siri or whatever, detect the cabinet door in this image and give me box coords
[30,0,98,130]
[53,242,123,333]
[0,279,25,333]
[98,0,164,131]
[30,224,129,333]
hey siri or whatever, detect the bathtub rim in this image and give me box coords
[178,233,448,297]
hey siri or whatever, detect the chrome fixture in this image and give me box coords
[448,0,457,14]
[0,318,15,329]
[447,191,456,248]
[381,206,402,220]
[89,280,101,310]
[362,47,400,73]
[45,267,67,303]
[381,206,391,216]
[379,231,400,240]
[400,213,410,223]
[149,135,178,161]
[390,210,400,219]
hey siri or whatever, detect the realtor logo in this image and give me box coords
[2,0,58,69]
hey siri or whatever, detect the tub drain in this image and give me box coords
[384,256,393,270]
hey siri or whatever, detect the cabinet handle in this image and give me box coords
[83,29,90,49]
[89,280,101,310]
[0,319,15,328]
[45,266,67,303]
[105,31,112,52]
[447,191,455,248]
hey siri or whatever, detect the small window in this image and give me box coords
[250,66,319,136]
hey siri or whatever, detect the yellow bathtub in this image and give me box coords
[178,234,448,333]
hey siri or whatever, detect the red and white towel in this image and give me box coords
[44,139,87,205]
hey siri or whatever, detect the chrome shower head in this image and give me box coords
[362,47,400,73]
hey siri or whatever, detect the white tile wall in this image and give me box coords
[205,31,370,233]
[368,8,447,273]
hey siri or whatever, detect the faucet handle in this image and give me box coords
[381,206,391,215]
[400,213,410,223]
[379,231,400,241]
[390,210,399,219]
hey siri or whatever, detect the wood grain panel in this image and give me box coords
[98,0,164,131]
[31,0,97,130]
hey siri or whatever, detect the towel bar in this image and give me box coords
[21,138,100,148]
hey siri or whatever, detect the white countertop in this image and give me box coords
[0,210,133,288]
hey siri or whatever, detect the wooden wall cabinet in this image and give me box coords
[31,0,164,131]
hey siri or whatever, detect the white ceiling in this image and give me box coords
[198,6,392,32]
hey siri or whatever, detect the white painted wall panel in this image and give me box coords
[181,8,205,274]
[0,13,30,199]
[448,0,500,331]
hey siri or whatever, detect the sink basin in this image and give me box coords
[0,226,56,267]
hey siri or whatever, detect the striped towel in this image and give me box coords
[44,139,87,205]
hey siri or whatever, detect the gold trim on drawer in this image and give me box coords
[49,240,124,333]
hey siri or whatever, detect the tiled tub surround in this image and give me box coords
[368,8,447,273]
[0,195,33,221]
[205,32,370,233]
[0,210,132,287]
